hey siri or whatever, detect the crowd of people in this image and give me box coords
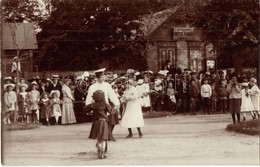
[2,66,260,159]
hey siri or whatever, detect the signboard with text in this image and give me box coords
[173,27,194,40]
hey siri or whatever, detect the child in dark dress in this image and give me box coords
[84,90,115,159]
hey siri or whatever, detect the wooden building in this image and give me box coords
[2,23,38,75]
[144,6,216,73]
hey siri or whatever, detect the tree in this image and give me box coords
[2,0,43,23]
[36,0,176,71]
[194,0,259,73]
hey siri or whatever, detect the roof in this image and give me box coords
[2,23,38,50]
[139,6,180,36]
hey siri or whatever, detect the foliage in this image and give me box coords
[2,0,43,23]
[36,0,177,71]
[193,0,259,71]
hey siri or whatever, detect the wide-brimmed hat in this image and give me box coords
[30,81,39,88]
[50,90,60,98]
[19,83,28,90]
[4,76,13,82]
[158,70,168,76]
[82,71,90,78]
[51,75,59,79]
[137,79,144,85]
[4,83,15,91]
[242,82,249,87]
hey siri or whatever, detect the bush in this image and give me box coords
[226,120,260,136]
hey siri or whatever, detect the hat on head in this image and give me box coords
[137,79,144,85]
[82,71,90,78]
[126,69,135,74]
[241,82,249,87]
[4,83,15,91]
[158,70,168,76]
[94,68,106,77]
[76,76,83,81]
[13,56,18,60]
[250,78,257,84]
[92,90,105,102]
[50,90,60,98]
[46,78,53,84]
[94,68,106,74]
[4,76,13,82]
[134,71,140,76]
[30,81,39,88]
[51,75,59,79]
[19,83,28,90]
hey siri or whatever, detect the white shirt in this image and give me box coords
[201,84,212,98]
[85,81,120,107]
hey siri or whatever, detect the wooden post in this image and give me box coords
[14,50,20,123]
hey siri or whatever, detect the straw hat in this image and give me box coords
[19,83,28,90]
[51,75,59,79]
[137,79,144,85]
[4,83,15,91]
[30,81,39,88]
[4,76,13,82]
[241,82,249,87]
[50,90,60,98]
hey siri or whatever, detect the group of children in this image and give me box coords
[3,80,62,125]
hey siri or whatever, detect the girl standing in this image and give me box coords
[3,83,16,124]
[249,78,260,119]
[18,83,29,123]
[240,82,254,121]
[28,81,40,123]
[39,92,51,125]
[84,90,115,159]
[121,81,144,138]
[50,90,62,125]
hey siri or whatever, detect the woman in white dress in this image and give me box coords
[240,82,254,121]
[249,78,260,119]
[61,78,76,124]
[121,81,144,138]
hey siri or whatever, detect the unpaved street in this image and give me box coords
[2,114,259,165]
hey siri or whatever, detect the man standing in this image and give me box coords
[85,68,120,141]
[226,73,242,124]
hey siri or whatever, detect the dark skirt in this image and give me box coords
[108,112,119,126]
[89,119,109,141]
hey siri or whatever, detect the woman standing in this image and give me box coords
[121,81,144,138]
[61,78,76,125]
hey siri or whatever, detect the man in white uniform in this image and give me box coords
[85,68,120,142]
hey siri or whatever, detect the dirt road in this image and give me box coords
[2,114,259,165]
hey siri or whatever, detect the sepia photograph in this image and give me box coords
[1,0,259,165]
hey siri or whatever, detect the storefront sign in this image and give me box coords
[173,27,194,40]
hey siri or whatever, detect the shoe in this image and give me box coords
[139,133,143,138]
[110,138,116,141]
[125,134,133,138]
[100,151,107,159]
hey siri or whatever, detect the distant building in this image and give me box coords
[143,6,216,73]
[2,23,38,74]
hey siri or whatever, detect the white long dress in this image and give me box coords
[142,83,151,107]
[240,89,254,112]
[250,85,260,111]
[121,86,144,128]
[61,85,76,124]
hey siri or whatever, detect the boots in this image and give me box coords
[126,128,133,138]
[137,127,143,138]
